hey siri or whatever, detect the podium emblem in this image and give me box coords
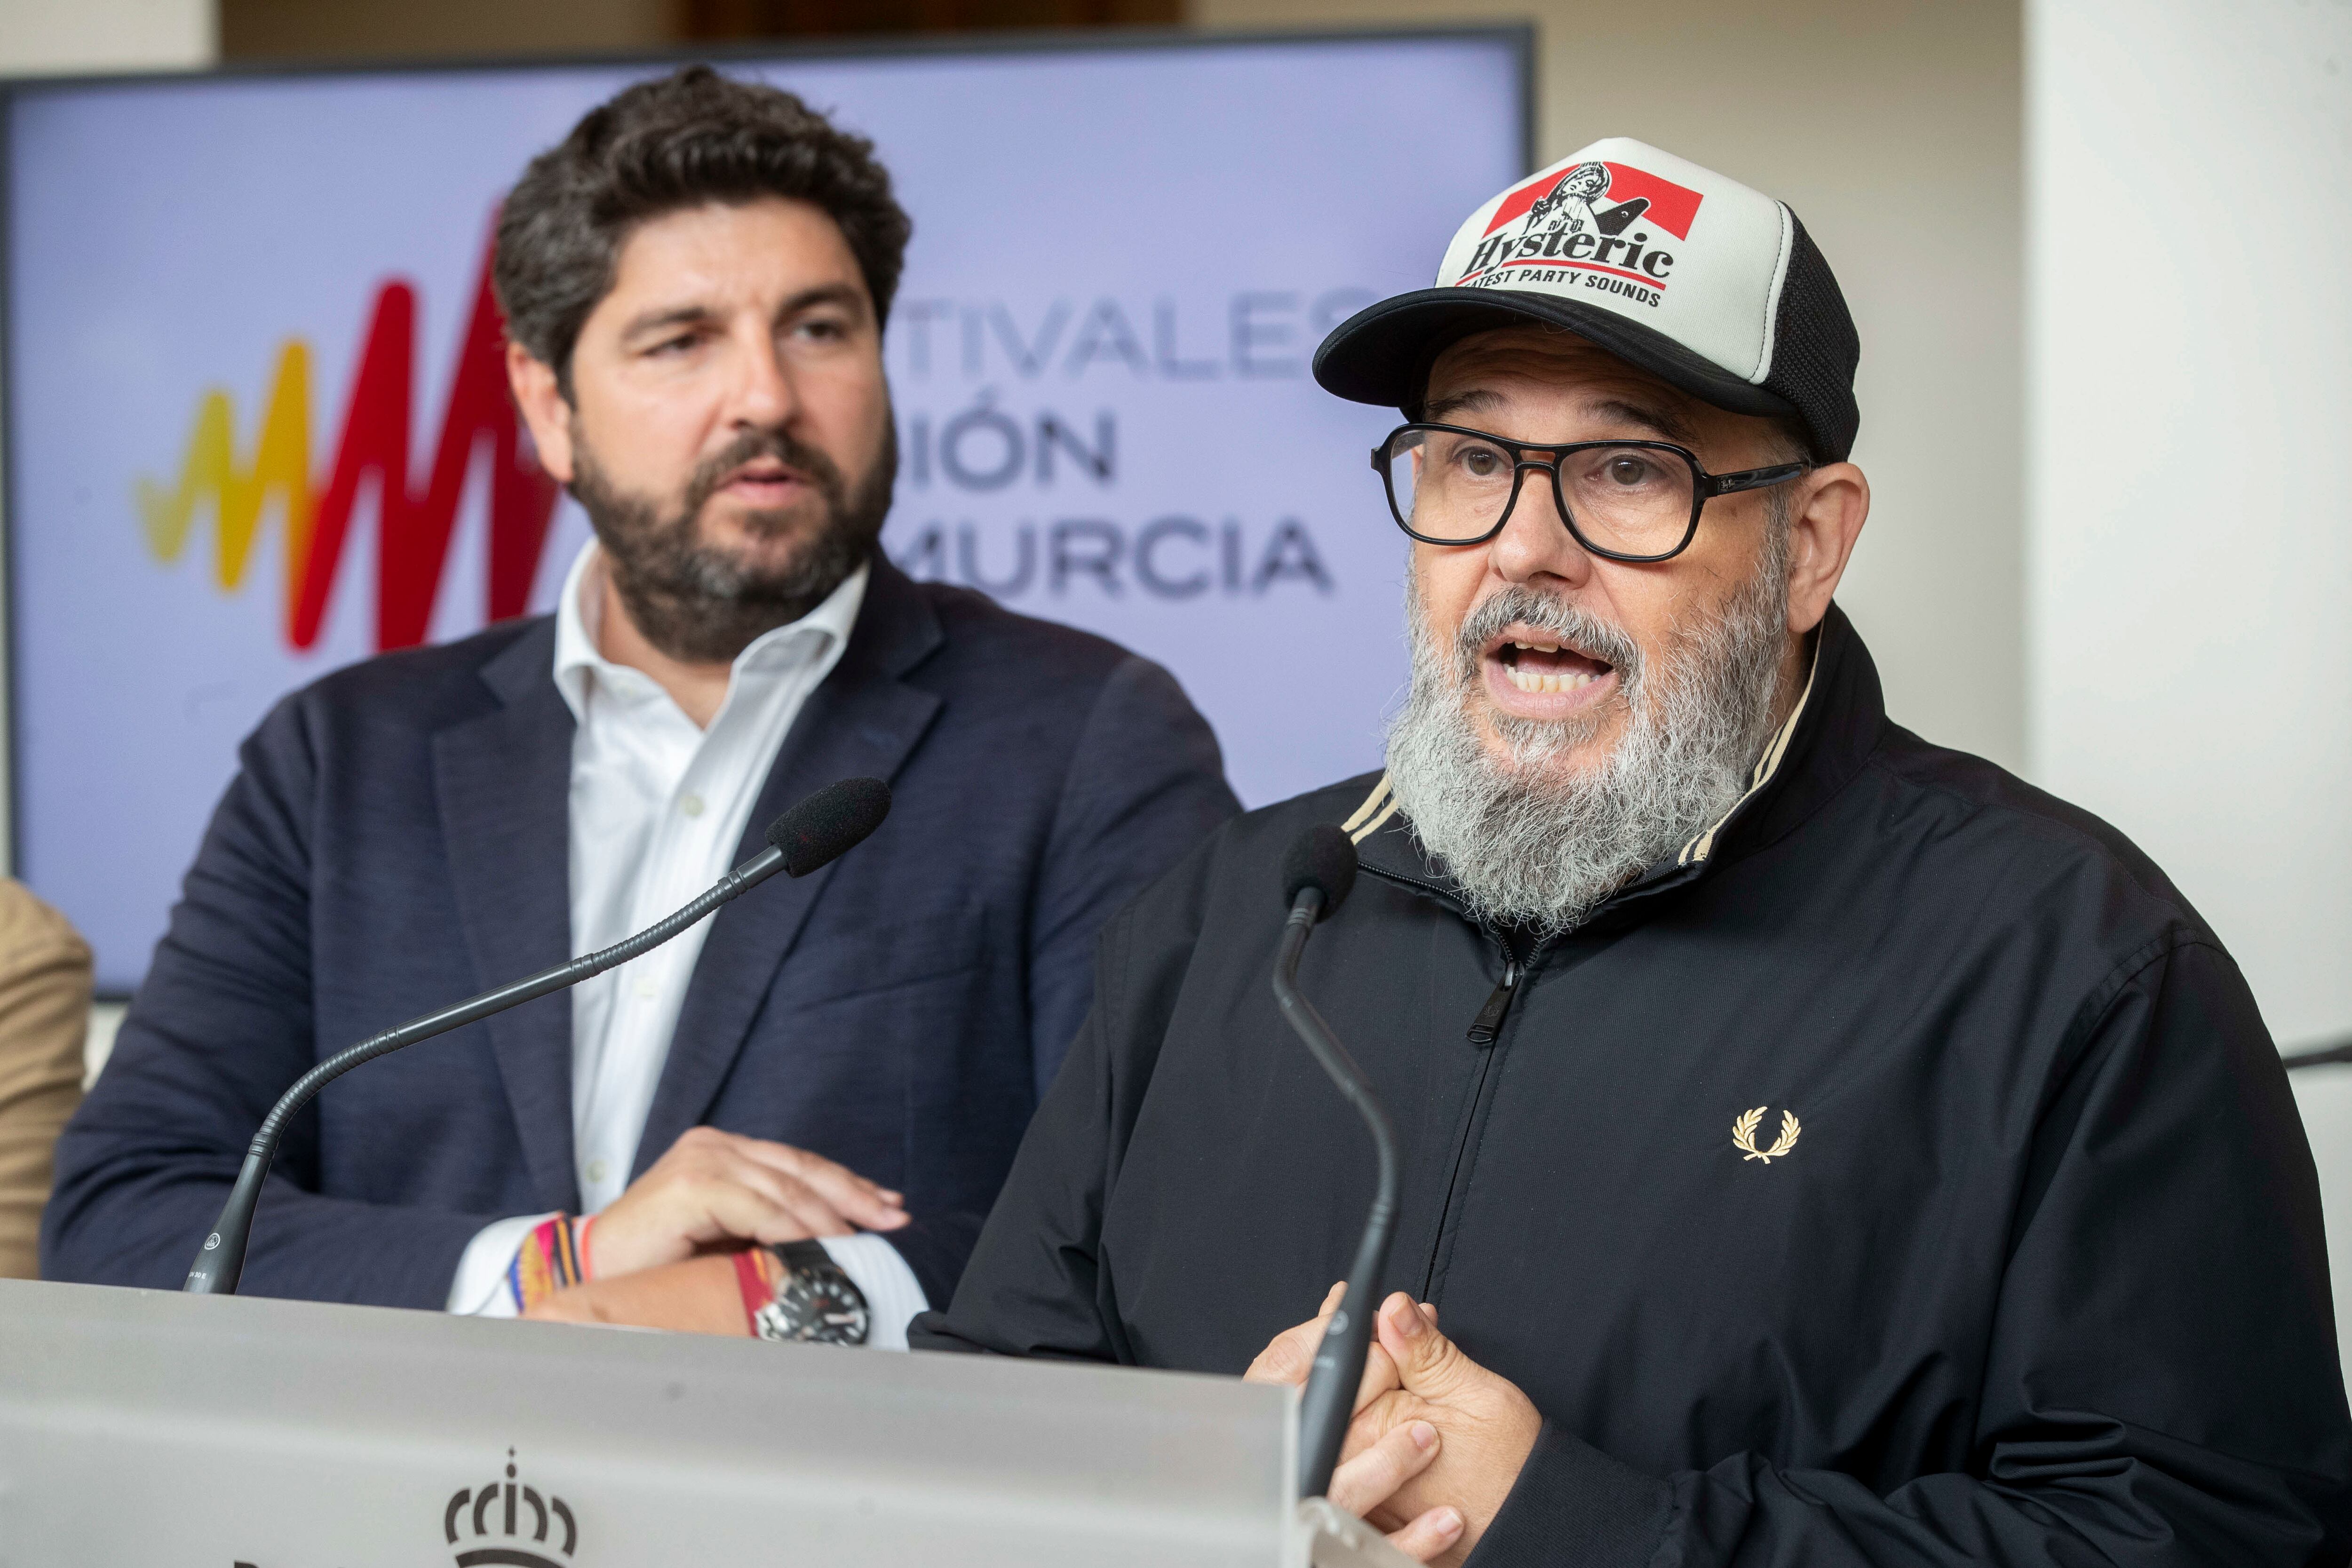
[445,1448,577,1565]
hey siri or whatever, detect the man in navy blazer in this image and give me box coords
[41,69,1236,1330]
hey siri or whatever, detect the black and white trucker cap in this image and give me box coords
[1313,137,1862,462]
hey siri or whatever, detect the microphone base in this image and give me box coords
[182,1151,267,1295]
[1295,1496,1421,1568]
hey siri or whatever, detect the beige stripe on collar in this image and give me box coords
[1677,644,1821,868]
[1342,774,1400,844]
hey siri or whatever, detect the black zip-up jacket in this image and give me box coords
[912,606,2352,1566]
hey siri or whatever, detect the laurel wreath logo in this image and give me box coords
[1732,1106,1801,1162]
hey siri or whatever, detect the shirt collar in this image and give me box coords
[551,538,870,724]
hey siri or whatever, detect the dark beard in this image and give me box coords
[569,419,896,665]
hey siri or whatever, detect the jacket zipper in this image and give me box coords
[1356,867,1530,1051]
[1466,953,1520,1048]
[1421,931,1524,1297]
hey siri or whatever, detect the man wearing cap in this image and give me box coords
[908,141,2352,1564]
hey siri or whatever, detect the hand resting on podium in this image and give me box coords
[586,1126,907,1277]
[512,1127,914,1343]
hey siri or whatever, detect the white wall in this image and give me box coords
[0,0,213,74]
[1193,0,2027,772]
[2026,0,2352,1344]
[2027,0,2352,1053]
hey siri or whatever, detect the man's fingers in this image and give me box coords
[686,1168,850,1243]
[1243,1283,1347,1387]
[1247,1286,1401,1400]
[1384,1506,1466,1564]
[731,1138,909,1229]
[733,1170,861,1242]
[1244,1314,1322,1385]
[728,1131,906,1202]
[1326,1419,1440,1520]
[1355,1340,1402,1414]
[594,1128,908,1277]
[1376,1291,1474,1399]
[1338,1387,1430,1467]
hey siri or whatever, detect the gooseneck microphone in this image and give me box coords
[183,776,893,1296]
[1272,824,1398,1502]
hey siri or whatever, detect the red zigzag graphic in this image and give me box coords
[291,229,561,652]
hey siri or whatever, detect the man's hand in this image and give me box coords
[1344,1293,1542,1566]
[584,1126,907,1278]
[524,1252,748,1334]
[1244,1284,1466,1563]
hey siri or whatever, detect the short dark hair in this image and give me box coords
[494,66,913,394]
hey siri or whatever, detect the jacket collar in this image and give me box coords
[630,554,946,1170]
[1351,602,1887,928]
[434,618,582,1212]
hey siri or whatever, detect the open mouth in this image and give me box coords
[1479,626,1621,715]
[1490,635,1611,692]
[717,457,810,498]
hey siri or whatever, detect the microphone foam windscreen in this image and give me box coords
[767,777,893,877]
[1281,824,1359,918]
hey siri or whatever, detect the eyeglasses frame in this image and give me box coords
[1370,422,1810,563]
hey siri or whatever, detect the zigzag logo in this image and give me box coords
[136,218,561,653]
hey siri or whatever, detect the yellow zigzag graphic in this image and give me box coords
[135,339,314,626]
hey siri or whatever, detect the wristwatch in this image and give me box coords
[753,1239,871,1345]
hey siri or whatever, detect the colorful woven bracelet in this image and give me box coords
[508,1213,592,1313]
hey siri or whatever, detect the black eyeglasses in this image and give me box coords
[1371,422,1808,563]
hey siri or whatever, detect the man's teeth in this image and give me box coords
[1500,638,1600,694]
[1506,665,1600,694]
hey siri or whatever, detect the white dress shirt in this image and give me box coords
[445,540,928,1345]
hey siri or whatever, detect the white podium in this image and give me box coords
[0,1277,1408,1567]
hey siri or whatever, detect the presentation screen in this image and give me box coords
[3,33,1527,993]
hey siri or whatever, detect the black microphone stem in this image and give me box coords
[1274,889,1400,1501]
[182,842,791,1295]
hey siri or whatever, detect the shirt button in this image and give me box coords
[680,794,705,817]
[586,1160,609,1184]
[636,977,659,1000]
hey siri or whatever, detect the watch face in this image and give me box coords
[754,1263,871,1346]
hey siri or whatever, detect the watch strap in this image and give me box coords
[730,1247,784,1332]
[774,1238,835,1275]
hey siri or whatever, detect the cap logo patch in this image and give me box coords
[1454,161,1706,310]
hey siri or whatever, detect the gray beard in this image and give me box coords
[1383,537,1794,937]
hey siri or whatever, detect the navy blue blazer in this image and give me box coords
[42,559,1237,1308]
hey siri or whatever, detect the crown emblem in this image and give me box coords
[445,1449,578,1567]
